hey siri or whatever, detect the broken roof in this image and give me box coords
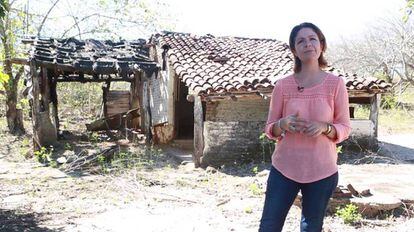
[24,37,159,82]
[153,32,391,96]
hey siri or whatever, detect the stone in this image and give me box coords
[257,169,269,177]
[56,157,67,164]
[206,166,217,174]
[350,193,402,217]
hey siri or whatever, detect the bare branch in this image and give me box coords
[37,0,61,37]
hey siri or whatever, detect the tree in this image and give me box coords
[1,0,25,134]
[0,0,7,19]
[329,16,414,92]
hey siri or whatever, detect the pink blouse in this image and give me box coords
[265,73,351,183]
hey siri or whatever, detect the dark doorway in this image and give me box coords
[175,81,194,138]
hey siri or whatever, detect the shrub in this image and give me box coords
[336,204,362,225]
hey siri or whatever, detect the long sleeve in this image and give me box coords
[264,80,284,140]
[331,78,352,143]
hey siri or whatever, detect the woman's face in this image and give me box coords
[293,27,323,64]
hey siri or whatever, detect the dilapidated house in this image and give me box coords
[12,37,159,149]
[145,32,391,167]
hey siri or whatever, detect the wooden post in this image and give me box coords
[130,72,142,130]
[144,80,153,143]
[369,94,381,138]
[193,95,203,168]
[50,76,60,138]
[40,67,50,113]
[30,60,41,151]
[102,81,110,117]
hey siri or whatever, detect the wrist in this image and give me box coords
[278,119,286,131]
[277,119,286,137]
[323,123,332,135]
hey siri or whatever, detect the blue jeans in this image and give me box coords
[259,166,338,232]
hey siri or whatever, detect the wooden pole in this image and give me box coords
[144,79,153,143]
[193,95,203,168]
[30,60,41,151]
[51,76,60,138]
[40,67,50,113]
[369,94,381,138]
[130,72,141,130]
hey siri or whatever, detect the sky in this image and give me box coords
[169,0,407,43]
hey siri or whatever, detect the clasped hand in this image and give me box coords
[280,112,326,137]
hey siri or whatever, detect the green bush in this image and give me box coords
[381,94,398,109]
[259,132,275,162]
[34,146,53,164]
[336,204,362,225]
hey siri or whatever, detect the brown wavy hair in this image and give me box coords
[289,22,328,73]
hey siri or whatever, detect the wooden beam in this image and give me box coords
[30,60,41,151]
[369,94,381,138]
[348,91,375,97]
[56,78,132,83]
[144,80,153,143]
[41,67,50,113]
[349,97,371,104]
[193,95,203,168]
[9,57,29,65]
[50,76,60,138]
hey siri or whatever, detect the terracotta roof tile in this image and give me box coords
[153,32,391,95]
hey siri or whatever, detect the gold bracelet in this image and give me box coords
[323,123,332,135]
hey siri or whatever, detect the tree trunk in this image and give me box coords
[2,5,25,135]
[4,60,25,135]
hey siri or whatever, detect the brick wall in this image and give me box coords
[202,97,271,166]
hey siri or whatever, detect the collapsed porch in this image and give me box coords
[12,37,159,150]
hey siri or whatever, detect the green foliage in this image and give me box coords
[57,82,102,120]
[98,146,165,174]
[403,0,414,22]
[64,143,72,150]
[0,68,9,89]
[381,94,398,109]
[244,206,253,214]
[19,137,31,159]
[336,204,362,225]
[336,145,342,154]
[0,0,8,19]
[34,146,53,164]
[252,166,259,175]
[249,183,262,196]
[259,132,275,162]
[88,132,100,143]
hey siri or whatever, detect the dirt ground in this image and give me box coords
[0,124,414,231]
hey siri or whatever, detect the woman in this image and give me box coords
[259,22,351,232]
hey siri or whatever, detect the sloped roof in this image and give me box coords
[154,32,391,95]
[25,37,158,81]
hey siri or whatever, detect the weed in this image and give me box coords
[336,145,343,154]
[88,132,100,143]
[252,166,259,175]
[64,143,72,150]
[244,206,253,214]
[336,204,362,225]
[19,137,31,159]
[34,146,53,164]
[259,132,275,162]
[249,183,262,196]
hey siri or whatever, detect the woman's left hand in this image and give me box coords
[301,121,327,137]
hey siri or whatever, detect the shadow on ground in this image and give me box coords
[377,141,414,162]
[0,208,60,232]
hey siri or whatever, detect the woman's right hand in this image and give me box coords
[280,112,307,133]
